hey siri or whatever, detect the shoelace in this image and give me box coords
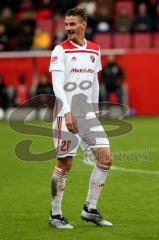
[51,214,69,224]
[60,217,68,224]
[89,208,103,219]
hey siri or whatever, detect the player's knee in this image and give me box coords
[98,154,112,170]
[57,157,73,171]
[65,158,72,171]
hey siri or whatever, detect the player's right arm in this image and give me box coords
[51,71,78,134]
[92,73,99,118]
[93,46,102,119]
[49,45,78,134]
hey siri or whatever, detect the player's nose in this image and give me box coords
[66,27,72,32]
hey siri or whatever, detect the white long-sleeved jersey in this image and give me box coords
[49,39,102,117]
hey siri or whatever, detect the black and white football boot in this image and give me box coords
[49,212,74,229]
[81,203,113,227]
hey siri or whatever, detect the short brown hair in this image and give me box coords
[66,7,87,22]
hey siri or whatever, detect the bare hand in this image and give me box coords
[64,112,78,134]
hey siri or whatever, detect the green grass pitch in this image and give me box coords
[0,117,159,240]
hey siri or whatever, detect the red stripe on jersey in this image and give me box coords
[86,40,100,51]
[60,39,100,51]
[57,117,62,153]
[65,50,99,55]
[54,101,58,118]
[60,39,77,49]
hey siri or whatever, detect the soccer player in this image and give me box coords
[49,7,113,229]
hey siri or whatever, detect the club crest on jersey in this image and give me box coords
[90,55,95,63]
[71,56,77,61]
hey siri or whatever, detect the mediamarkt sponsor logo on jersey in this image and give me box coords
[71,68,94,73]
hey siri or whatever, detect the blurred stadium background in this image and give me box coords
[0,1,159,240]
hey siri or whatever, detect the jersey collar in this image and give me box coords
[69,38,87,49]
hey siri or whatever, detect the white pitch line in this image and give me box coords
[112,148,158,154]
[83,151,159,175]
[111,166,159,175]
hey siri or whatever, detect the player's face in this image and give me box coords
[65,16,86,44]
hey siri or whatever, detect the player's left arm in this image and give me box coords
[92,73,99,117]
[93,46,102,118]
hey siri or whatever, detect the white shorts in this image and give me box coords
[52,116,109,158]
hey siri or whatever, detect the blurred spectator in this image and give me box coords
[92,3,113,33]
[100,55,125,104]
[0,23,9,51]
[0,6,15,33]
[20,0,33,9]
[15,74,29,106]
[35,0,53,20]
[134,3,153,32]
[15,3,36,50]
[155,3,159,31]
[6,85,15,107]
[16,0,34,20]
[115,8,132,33]
[16,8,36,28]
[0,74,8,109]
[16,0,36,32]
[36,74,53,95]
[0,0,21,13]
[35,73,53,106]
[32,26,51,50]
[134,0,155,16]
[16,22,33,50]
